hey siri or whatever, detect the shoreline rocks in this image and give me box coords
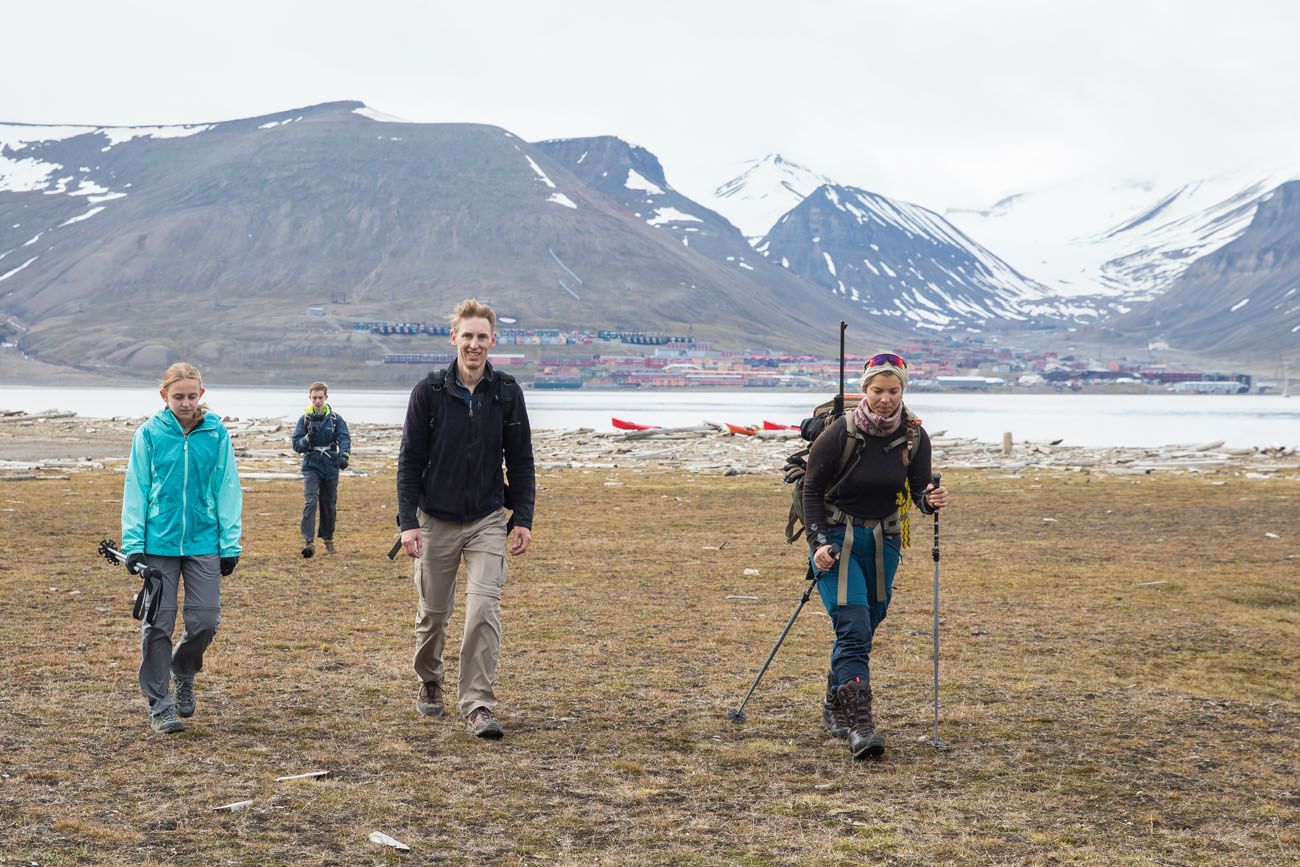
[0,411,1296,481]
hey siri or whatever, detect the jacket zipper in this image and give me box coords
[181,432,189,555]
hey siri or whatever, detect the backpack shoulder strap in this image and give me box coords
[425,369,449,437]
[494,370,518,410]
[825,416,865,502]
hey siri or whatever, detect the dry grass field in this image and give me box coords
[0,464,1296,865]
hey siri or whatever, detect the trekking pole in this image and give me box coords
[96,538,165,624]
[928,472,945,748]
[726,566,820,723]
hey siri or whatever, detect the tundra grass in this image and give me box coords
[0,468,1296,865]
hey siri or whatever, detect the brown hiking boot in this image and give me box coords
[822,671,849,739]
[465,706,504,740]
[416,680,445,717]
[834,678,885,759]
[324,539,336,554]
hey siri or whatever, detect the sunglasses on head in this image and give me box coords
[865,353,907,369]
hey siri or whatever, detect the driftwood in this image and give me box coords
[0,410,1295,480]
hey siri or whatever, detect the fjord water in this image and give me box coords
[1,386,1296,449]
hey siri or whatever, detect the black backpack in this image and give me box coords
[783,397,919,544]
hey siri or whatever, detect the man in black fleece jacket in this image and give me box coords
[395,298,535,740]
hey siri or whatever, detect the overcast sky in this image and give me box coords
[6,1,1299,209]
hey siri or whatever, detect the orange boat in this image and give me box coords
[612,417,658,431]
[725,422,759,436]
[762,420,800,431]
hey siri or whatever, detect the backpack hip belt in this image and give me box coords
[826,506,901,607]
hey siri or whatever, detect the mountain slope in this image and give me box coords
[945,167,1300,303]
[1106,179,1300,354]
[0,102,865,379]
[757,184,1088,330]
[529,137,889,341]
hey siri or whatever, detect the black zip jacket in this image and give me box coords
[802,414,933,549]
[395,361,535,532]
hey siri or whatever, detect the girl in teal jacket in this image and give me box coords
[121,362,242,734]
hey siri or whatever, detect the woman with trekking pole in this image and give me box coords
[120,362,243,734]
[802,352,949,759]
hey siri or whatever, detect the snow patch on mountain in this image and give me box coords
[946,166,1300,300]
[524,155,557,188]
[352,106,410,123]
[647,207,702,226]
[625,169,664,195]
[705,154,832,239]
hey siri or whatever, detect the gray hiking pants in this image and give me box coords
[412,508,508,717]
[139,554,221,715]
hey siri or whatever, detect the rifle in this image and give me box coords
[833,320,847,420]
[96,539,165,624]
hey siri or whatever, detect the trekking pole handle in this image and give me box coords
[930,474,941,561]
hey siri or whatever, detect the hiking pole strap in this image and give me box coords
[131,568,163,624]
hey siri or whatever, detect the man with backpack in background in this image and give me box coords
[395,298,535,740]
[292,381,351,558]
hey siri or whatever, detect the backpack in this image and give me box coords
[783,397,920,544]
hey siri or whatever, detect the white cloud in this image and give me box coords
[2,1,1299,211]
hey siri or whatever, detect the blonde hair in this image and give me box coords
[308,381,329,395]
[448,298,497,333]
[160,362,203,392]
[160,362,207,419]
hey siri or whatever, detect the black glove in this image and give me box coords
[125,552,147,574]
[337,457,349,470]
[220,556,239,576]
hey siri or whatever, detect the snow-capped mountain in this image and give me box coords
[945,166,1300,304]
[756,183,1104,330]
[704,154,832,241]
[1107,179,1300,353]
[530,137,849,304]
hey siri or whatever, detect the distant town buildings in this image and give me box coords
[359,320,1262,392]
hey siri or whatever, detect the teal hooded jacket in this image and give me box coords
[121,407,243,558]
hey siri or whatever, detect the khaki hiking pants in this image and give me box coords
[412,507,508,717]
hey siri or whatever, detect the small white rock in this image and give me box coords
[214,800,254,812]
[369,831,411,852]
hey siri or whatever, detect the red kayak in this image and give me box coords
[762,420,800,431]
[725,422,759,436]
[612,417,659,431]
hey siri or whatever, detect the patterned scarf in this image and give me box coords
[852,400,903,438]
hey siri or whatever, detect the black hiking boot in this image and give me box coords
[835,678,885,760]
[301,542,315,558]
[822,671,849,739]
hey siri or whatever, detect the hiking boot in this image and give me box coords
[465,706,504,740]
[822,671,849,739]
[324,539,336,554]
[149,706,185,734]
[416,680,445,717]
[301,542,315,559]
[835,678,884,759]
[174,678,196,718]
